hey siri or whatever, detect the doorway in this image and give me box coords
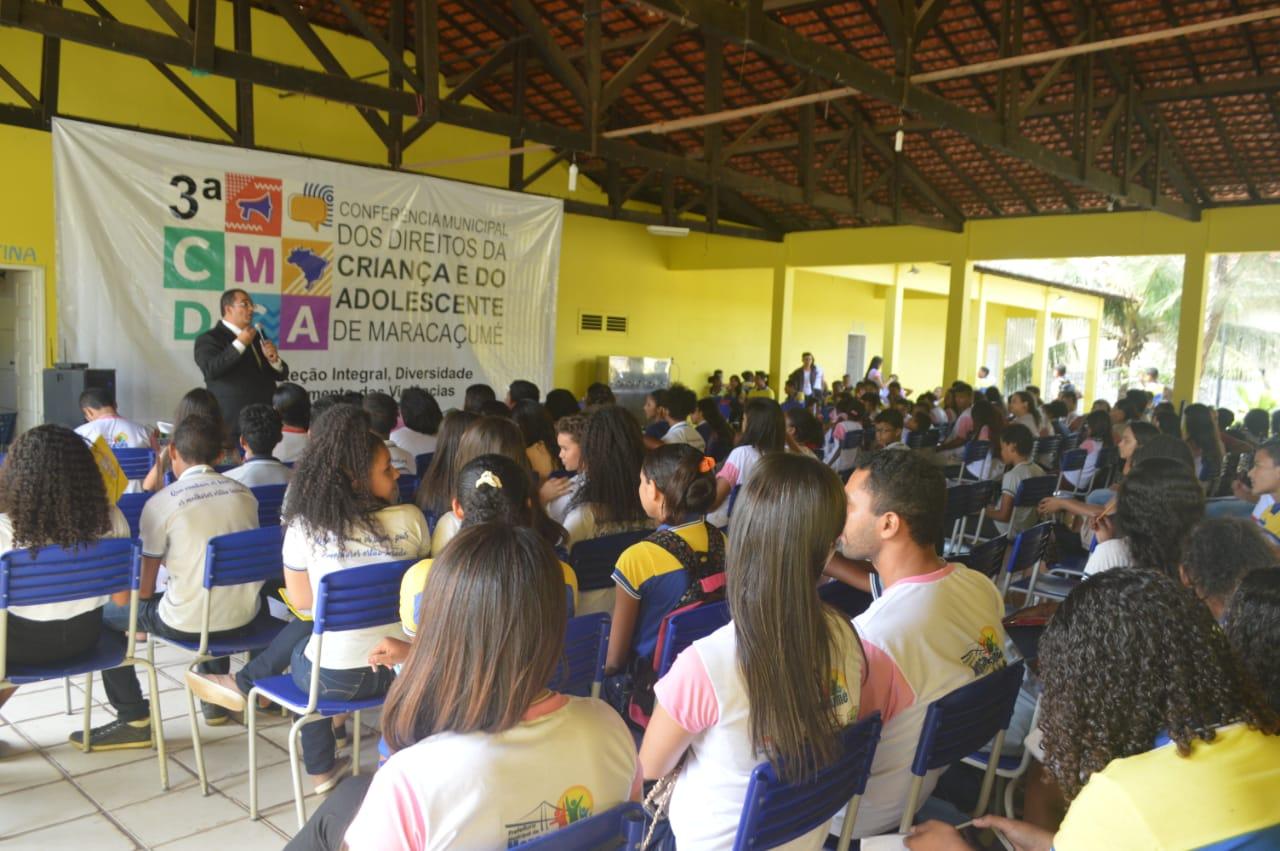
[0,266,46,439]
[846,333,867,385]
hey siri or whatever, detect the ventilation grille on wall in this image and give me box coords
[579,313,628,334]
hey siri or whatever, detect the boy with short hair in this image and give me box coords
[76,414,260,749]
[362,392,414,475]
[873,409,909,450]
[224,403,292,487]
[75,386,152,449]
[986,423,1046,538]
[271,382,310,463]
[747,371,776,400]
[659,384,705,451]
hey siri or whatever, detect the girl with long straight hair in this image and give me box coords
[343,523,637,850]
[707,397,786,526]
[639,453,864,849]
[1183,402,1226,481]
[416,409,479,522]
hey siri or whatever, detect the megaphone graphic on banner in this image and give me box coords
[236,194,273,223]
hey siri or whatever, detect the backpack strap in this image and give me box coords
[646,522,725,582]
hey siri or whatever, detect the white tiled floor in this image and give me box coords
[0,643,383,849]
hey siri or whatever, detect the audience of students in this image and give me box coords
[548,413,587,524]
[1180,518,1277,622]
[563,405,651,548]
[1224,569,1280,712]
[1086,455,1204,576]
[657,384,705,451]
[708,397,785,527]
[1233,439,1280,548]
[389,387,442,458]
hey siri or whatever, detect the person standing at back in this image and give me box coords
[77,414,261,749]
[193,289,288,438]
[839,450,1010,837]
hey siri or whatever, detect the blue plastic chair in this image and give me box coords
[550,612,611,699]
[414,452,434,478]
[1005,475,1059,537]
[818,581,873,619]
[954,440,992,482]
[1031,435,1062,471]
[954,535,1009,581]
[899,661,1026,832]
[161,526,287,795]
[0,411,15,447]
[112,447,156,481]
[1055,448,1090,495]
[656,599,731,677]
[999,521,1054,601]
[518,802,647,849]
[906,428,940,450]
[736,714,883,851]
[247,558,414,826]
[250,483,287,528]
[0,539,169,789]
[396,473,419,506]
[568,529,651,592]
[941,482,987,557]
[116,491,152,540]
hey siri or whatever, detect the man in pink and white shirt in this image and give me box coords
[838,450,1009,837]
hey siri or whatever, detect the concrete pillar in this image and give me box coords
[768,262,795,395]
[1032,289,1052,390]
[1173,232,1212,406]
[942,228,977,385]
[883,264,904,375]
[1085,300,1103,407]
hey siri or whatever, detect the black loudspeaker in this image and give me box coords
[43,368,116,429]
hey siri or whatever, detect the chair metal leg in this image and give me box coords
[836,794,861,851]
[248,686,261,819]
[185,666,209,795]
[975,731,1006,817]
[132,655,169,790]
[288,715,311,830]
[1004,774,1018,818]
[79,673,93,752]
[352,710,362,777]
[63,677,73,715]
[899,774,925,833]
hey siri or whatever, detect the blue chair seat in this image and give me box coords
[5,631,128,684]
[1009,573,1079,600]
[518,802,646,849]
[252,673,389,717]
[954,749,1024,773]
[161,609,286,657]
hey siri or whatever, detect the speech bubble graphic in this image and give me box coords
[289,194,329,231]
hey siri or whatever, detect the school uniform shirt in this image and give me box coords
[562,503,652,551]
[429,509,460,556]
[1064,437,1101,489]
[850,563,1009,837]
[283,503,431,670]
[661,420,706,451]
[1252,493,1280,546]
[644,420,671,440]
[707,445,765,528]
[995,460,1046,537]
[1053,724,1280,850]
[140,465,261,634]
[745,386,776,400]
[825,421,863,473]
[272,428,309,464]
[385,439,416,476]
[2,507,132,622]
[344,695,637,851]
[389,427,437,459]
[75,415,152,450]
[1084,537,1131,576]
[398,556,579,638]
[656,613,864,850]
[546,474,583,525]
[1011,413,1049,437]
[222,456,293,488]
[612,520,721,660]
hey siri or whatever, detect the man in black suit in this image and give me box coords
[193,289,289,437]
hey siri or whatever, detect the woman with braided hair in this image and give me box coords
[907,569,1280,851]
[0,424,131,710]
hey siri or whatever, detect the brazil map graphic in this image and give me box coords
[164,172,335,351]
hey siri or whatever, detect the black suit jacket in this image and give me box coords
[193,323,289,432]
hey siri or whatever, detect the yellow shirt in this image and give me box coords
[745,387,776,400]
[1054,724,1280,850]
[399,556,579,637]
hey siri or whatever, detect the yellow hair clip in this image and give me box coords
[475,470,503,490]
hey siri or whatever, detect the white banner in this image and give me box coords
[53,119,562,422]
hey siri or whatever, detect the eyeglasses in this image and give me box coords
[232,300,255,309]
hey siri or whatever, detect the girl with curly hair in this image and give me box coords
[908,569,1280,851]
[187,404,431,792]
[563,405,651,547]
[1224,568,1280,713]
[0,425,131,709]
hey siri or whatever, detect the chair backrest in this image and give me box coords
[397,474,419,506]
[972,479,1002,508]
[732,714,883,851]
[943,482,982,524]
[840,428,862,450]
[203,526,285,589]
[1011,475,1059,508]
[0,411,15,447]
[726,483,742,518]
[112,447,156,481]
[1005,522,1053,577]
[250,484,288,528]
[516,802,646,849]
[415,452,434,478]
[0,538,137,610]
[549,612,611,698]
[116,491,152,539]
[1031,435,1061,469]
[568,529,651,591]
[961,439,990,464]
[1094,446,1120,485]
[957,536,1009,580]
[906,429,925,449]
[910,661,1025,776]
[1058,447,1087,473]
[818,580,873,619]
[656,599,730,677]
[313,559,415,634]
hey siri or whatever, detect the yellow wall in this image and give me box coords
[789,271,884,387]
